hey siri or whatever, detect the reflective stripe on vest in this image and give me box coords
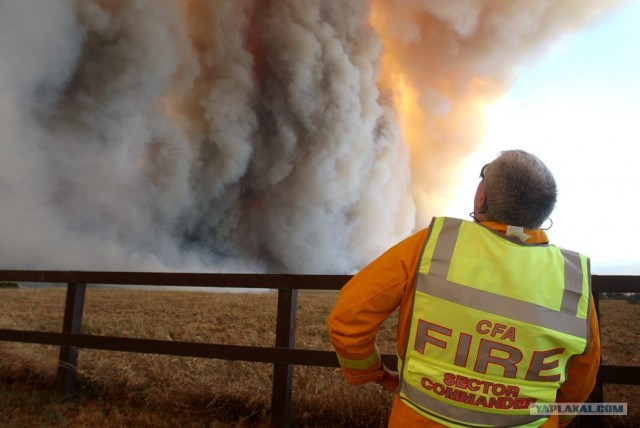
[398,217,591,428]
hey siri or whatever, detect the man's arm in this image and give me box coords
[327,230,428,385]
[556,299,601,426]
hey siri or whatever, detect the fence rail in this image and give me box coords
[0,271,638,427]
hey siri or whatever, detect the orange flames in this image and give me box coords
[369,0,505,225]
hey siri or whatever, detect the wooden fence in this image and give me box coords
[0,271,638,427]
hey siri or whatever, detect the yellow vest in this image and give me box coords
[398,217,591,428]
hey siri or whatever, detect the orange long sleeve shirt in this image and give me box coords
[327,221,601,428]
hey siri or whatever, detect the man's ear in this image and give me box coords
[478,197,488,214]
[474,183,488,214]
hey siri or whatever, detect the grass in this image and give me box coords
[0,288,637,427]
[595,299,640,428]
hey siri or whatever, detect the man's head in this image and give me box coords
[473,150,557,229]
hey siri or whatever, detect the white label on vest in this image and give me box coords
[506,226,531,242]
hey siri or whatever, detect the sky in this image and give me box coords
[445,0,640,274]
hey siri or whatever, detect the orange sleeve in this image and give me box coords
[556,298,601,426]
[327,229,428,385]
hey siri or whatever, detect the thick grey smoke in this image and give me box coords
[0,0,621,273]
[0,0,413,274]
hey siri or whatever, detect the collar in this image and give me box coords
[479,221,549,244]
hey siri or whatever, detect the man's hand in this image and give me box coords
[377,366,399,392]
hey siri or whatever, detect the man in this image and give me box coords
[327,150,600,427]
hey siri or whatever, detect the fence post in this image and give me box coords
[270,288,298,428]
[57,282,86,399]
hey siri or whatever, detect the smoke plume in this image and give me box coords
[0,0,621,273]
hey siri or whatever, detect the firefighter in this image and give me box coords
[327,150,600,427]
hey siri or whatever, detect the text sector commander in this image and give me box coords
[328,150,599,428]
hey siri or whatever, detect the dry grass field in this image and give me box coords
[0,287,637,427]
[594,299,640,428]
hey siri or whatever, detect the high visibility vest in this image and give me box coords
[397,217,591,428]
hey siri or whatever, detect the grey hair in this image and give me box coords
[483,150,557,229]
